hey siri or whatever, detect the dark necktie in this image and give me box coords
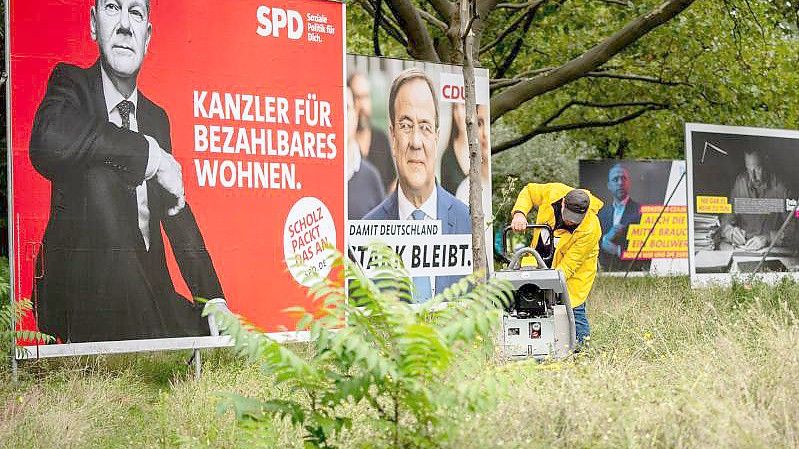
[117,100,134,130]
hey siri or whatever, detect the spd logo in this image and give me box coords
[256,6,303,40]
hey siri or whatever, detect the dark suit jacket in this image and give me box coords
[347,159,385,220]
[364,127,395,192]
[597,198,650,271]
[363,185,471,297]
[29,61,223,343]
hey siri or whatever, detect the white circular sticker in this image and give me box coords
[283,197,337,287]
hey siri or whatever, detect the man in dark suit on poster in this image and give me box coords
[29,0,226,343]
[364,68,471,302]
[598,163,649,271]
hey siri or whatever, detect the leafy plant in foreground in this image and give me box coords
[1,258,54,361]
[205,244,513,449]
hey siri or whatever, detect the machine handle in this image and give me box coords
[507,246,548,270]
[498,224,554,263]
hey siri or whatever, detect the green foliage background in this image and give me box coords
[347,0,799,159]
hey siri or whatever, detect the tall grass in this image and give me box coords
[1,276,797,448]
[451,276,799,449]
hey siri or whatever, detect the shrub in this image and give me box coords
[0,257,54,361]
[206,245,513,449]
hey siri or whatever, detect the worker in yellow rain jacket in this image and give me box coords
[511,183,604,345]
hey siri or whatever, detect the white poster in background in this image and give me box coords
[649,161,689,276]
[686,123,799,287]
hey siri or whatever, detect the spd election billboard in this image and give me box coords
[345,55,492,302]
[7,0,345,357]
[686,123,799,286]
[579,160,688,276]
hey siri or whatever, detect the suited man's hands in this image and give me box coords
[601,234,622,257]
[607,223,627,242]
[156,151,186,216]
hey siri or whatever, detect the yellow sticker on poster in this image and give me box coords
[696,196,732,214]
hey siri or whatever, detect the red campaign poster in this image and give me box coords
[8,0,345,356]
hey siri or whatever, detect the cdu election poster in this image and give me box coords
[345,55,492,302]
[579,160,688,276]
[7,0,345,357]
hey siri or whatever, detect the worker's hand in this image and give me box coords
[511,212,528,232]
[724,226,747,246]
[743,235,768,251]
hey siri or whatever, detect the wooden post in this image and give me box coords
[460,0,487,277]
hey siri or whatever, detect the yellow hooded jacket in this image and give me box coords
[511,183,604,308]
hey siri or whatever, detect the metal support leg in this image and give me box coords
[11,356,18,383]
[192,349,201,381]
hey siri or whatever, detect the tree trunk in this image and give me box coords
[461,0,487,278]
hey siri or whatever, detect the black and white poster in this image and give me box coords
[686,123,799,286]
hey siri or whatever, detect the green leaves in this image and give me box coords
[0,258,54,359]
[209,244,512,448]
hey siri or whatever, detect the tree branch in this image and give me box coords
[374,0,385,56]
[385,0,440,62]
[492,102,668,154]
[495,0,543,9]
[494,0,566,77]
[597,0,632,7]
[490,67,554,90]
[490,0,696,122]
[478,0,547,55]
[429,0,456,19]
[495,11,536,78]
[419,9,448,31]
[477,0,502,20]
[358,0,409,47]
[491,70,689,89]
[462,7,479,39]
[582,71,686,85]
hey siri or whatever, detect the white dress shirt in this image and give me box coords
[100,68,162,250]
[346,141,362,182]
[612,196,630,226]
[397,185,437,297]
[397,184,438,222]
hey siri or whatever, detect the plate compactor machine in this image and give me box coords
[493,224,577,360]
